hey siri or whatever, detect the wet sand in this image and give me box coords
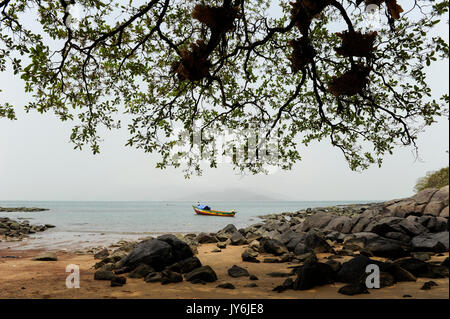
[0,244,448,299]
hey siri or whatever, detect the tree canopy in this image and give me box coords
[414,166,449,192]
[0,0,448,176]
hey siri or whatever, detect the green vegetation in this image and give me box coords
[0,1,449,176]
[415,167,449,193]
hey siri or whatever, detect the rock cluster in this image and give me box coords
[0,217,55,241]
[93,186,448,294]
[203,186,449,294]
[94,234,218,287]
[0,207,49,212]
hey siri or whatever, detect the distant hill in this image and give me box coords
[175,188,288,201]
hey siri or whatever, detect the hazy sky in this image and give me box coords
[0,2,448,201]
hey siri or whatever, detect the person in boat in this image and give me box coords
[196,202,211,210]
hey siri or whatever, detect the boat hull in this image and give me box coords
[193,206,236,217]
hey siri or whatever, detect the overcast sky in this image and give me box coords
[0,2,448,202]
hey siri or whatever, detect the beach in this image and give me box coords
[0,187,449,299]
[0,244,448,299]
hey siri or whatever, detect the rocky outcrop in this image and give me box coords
[0,217,55,241]
[120,235,193,271]
[0,207,49,212]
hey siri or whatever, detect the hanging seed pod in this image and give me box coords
[170,40,211,82]
[335,31,377,58]
[192,4,240,34]
[290,0,331,35]
[288,37,316,73]
[328,64,371,97]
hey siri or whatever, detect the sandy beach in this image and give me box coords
[0,243,448,299]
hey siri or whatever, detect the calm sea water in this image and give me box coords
[0,200,370,250]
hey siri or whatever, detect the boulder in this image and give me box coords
[324,216,353,234]
[260,238,288,256]
[167,256,202,274]
[300,212,334,231]
[219,224,238,235]
[384,200,417,218]
[303,231,333,253]
[228,265,249,278]
[337,255,374,283]
[229,231,247,245]
[338,283,369,295]
[94,269,114,280]
[161,270,183,284]
[393,258,436,278]
[94,248,109,260]
[110,276,126,287]
[185,266,218,282]
[380,263,416,282]
[293,242,309,255]
[196,232,218,243]
[32,252,57,261]
[411,188,439,205]
[365,217,403,236]
[286,234,306,252]
[440,206,449,218]
[157,234,193,261]
[145,272,164,283]
[411,232,449,253]
[128,264,154,278]
[242,248,259,263]
[398,217,429,237]
[351,216,373,234]
[217,283,235,289]
[423,186,449,216]
[384,232,411,243]
[272,278,294,293]
[364,237,409,259]
[293,262,335,290]
[119,238,173,271]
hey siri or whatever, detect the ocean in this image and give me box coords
[0,200,371,250]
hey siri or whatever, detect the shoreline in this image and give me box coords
[0,187,448,299]
[0,244,448,299]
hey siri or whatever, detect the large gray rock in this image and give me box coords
[423,186,449,216]
[120,239,175,271]
[184,266,217,282]
[32,252,58,261]
[260,238,288,256]
[398,216,429,237]
[336,255,375,283]
[365,217,404,236]
[230,231,247,245]
[384,200,417,218]
[157,234,193,262]
[364,237,409,259]
[351,216,373,233]
[411,232,449,252]
[303,231,333,253]
[293,262,335,290]
[196,232,218,243]
[300,212,334,232]
[440,206,449,218]
[324,216,353,234]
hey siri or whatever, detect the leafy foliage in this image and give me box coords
[0,0,448,176]
[414,166,449,193]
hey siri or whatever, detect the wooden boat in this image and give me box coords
[192,206,236,217]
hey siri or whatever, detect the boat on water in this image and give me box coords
[193,204,236,217]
